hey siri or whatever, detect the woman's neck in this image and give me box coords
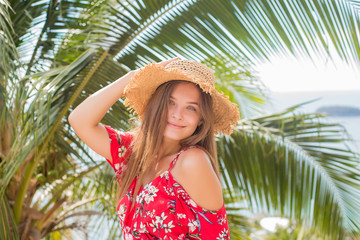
[158,138,181,158]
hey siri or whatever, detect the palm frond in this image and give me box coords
[223,188,253,239]
[9,0,100,75]
[1,49,95,194]
[0,195,20,239]
[209,55,267,118]
[57,0,267,115]
[0,0,18,83]
[82,0,360,70]
[218,105,360,238]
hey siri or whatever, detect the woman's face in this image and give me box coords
[163,82,202,142]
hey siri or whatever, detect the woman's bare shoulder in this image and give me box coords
[171,147,224,211]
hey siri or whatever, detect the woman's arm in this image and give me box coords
[171,148,229,239]
[172,148,224,211]
[68,70,136,162]
[68,57,179,162]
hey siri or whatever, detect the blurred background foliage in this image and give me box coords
[1,0,360,239]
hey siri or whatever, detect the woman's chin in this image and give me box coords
[163,127,196,142]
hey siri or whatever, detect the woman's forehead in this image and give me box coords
[171,82,201,102]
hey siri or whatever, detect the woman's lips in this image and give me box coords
[168,122,185,129]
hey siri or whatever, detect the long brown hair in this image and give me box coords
[116,80,219,206]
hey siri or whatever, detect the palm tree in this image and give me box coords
[1,1,130,239]
[1,0,360,239]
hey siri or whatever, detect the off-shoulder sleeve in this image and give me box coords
[103,125,133,179]
[174,184,230,239]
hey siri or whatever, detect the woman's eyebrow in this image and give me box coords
[170,96,199,105]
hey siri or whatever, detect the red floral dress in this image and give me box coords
[104,125,230,239]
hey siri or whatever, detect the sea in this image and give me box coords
[265,90,360,152]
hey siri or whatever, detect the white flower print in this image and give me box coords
[188,219,199,232]
[124,232,134,239]
[144,193,156,204]
[124,226,131,232]
[114,163,120,170]
[149,219,159,232]
[117,204,126,221]
[163,186,175,196]
[118,145,127,158]
[155,212,168,225]
[137,222,147,233]
[217,216,226,225]
[178,189,198,208]
[147,185,158,195]
[160,171,169,180]
[186,198,197,208]
[177,213,186,219]
[178,234,185,240]
[114,162,124,171]
[216,228,229,240]
[136,190,146,203]
[164,220,175,233]
[143,185,159,204]
[146,209,156,218]
[149,212,168,232]
[123,226,133,239]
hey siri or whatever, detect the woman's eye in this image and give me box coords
[169,100,175,105]
[187,106,196,111]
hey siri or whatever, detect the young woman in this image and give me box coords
[68,58,240,239]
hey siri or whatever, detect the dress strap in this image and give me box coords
[167,146,205,171]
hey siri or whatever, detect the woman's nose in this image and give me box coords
[170,106,183,120]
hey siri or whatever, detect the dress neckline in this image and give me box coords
[139,170,169,190]
[138,167,226,212]
[139,146,201,189]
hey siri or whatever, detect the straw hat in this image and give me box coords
[123,59,240,135]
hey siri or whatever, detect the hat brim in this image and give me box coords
[123,62,240,135]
